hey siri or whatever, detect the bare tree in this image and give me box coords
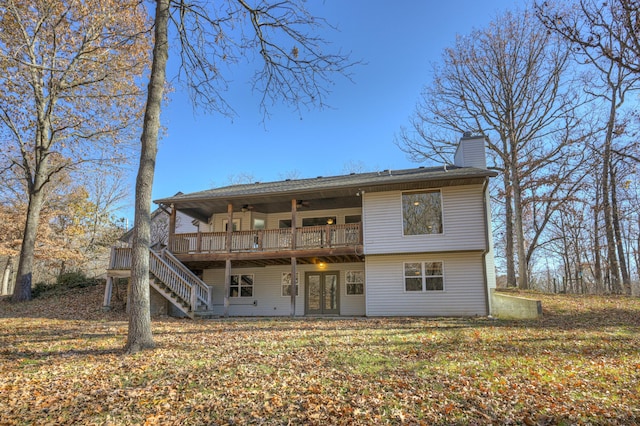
[537,0,640,74]
[538,0,640,294]
[0,0,150,301]
[397,8,586,289]
[126,0,355,353]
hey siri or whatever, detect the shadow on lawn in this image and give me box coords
[0,346,121,362]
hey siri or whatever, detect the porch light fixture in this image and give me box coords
[318,262,326,269]
[326,218,334,225]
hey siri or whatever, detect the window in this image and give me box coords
[404,262,443,291]
[253,218,265,230]
[303,217,337,227]
[223,218,241,232]
[346,271,364,295]
[402,190,442,235]
[281,272,299,296]
[229,274,253,297]
[345,215,361,224]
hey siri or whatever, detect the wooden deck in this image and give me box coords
[169,223,364,267]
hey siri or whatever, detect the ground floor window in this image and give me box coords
[346,271,364,295]
[230,274,254,297]
[404,261,444,291]
[281,272,299,296]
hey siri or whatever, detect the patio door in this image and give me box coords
[305,271,340,315]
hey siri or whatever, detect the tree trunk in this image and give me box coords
[12,189,46,302]
[2,257,14,296]
[124,0,169,354]
[592,182,603,293]
[502,165,516,287]
[510,158,528,290]
[601,95,622,293]
[610,167,630,294]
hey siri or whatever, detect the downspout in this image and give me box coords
[481,177,491,316]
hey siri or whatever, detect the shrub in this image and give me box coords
[31,281,52,298]
[56,271,96,288]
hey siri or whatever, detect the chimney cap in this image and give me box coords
[462,131,473,138]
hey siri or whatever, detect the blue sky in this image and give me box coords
[145,0,520,209]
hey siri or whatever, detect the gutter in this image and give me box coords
[481,177,491,316]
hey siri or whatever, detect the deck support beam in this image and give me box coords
[290,257,297,317]
[102,248,116,310]
[103,276,113,311]
[290,199,298,317]
[224,259,231,317]
[168,203,176,248]
[224,203,233,317]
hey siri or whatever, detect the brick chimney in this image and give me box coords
[453,132,487,169]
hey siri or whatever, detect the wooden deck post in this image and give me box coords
[103,276,114,311]
[290,199,298,317]
[224,203,233,317]
[224,259,231,318]
[102,247,116,310]
[207,285,213,310]
[168,204,176,250]
[190,280,198,313]
[290,257,297,317]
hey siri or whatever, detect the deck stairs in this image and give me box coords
[108,247,212,319]
[149,249,212,319]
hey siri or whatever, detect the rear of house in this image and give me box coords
[105,134,497,317]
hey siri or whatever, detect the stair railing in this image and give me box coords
[156,249,212,310]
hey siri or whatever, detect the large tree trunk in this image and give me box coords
[124,0,170,354]
[12,189,46,302]
[510,149,529,289]
[592,180,603,293]
[601,95,622,293]
[503,170,516,287]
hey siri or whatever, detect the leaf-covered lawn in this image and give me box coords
[1,286,639,425]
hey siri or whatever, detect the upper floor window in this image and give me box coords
[223,218,240,232]
[402,190,442,235]
[345,215,361,224]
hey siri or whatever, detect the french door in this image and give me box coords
[305,271,340,315]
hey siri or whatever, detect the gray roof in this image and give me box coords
[155,165,497,221]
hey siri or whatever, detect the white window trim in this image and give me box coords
[345,270,364,296]
[281,272,300,297]
[400,189,445,237]
[229,273,254,298]
[403,261,445,292]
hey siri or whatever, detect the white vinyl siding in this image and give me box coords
[363,184,486,255]
[366,252,488,316]
[202,263,365,316]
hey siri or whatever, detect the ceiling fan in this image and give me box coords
[296,200,310,209]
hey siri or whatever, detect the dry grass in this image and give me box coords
[1,285,639,425]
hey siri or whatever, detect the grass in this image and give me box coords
[1,285,639,425]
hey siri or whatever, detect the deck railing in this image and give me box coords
[169,222,362,255]
[108,247,212,312]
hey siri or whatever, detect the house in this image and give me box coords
[104,134,498,317]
